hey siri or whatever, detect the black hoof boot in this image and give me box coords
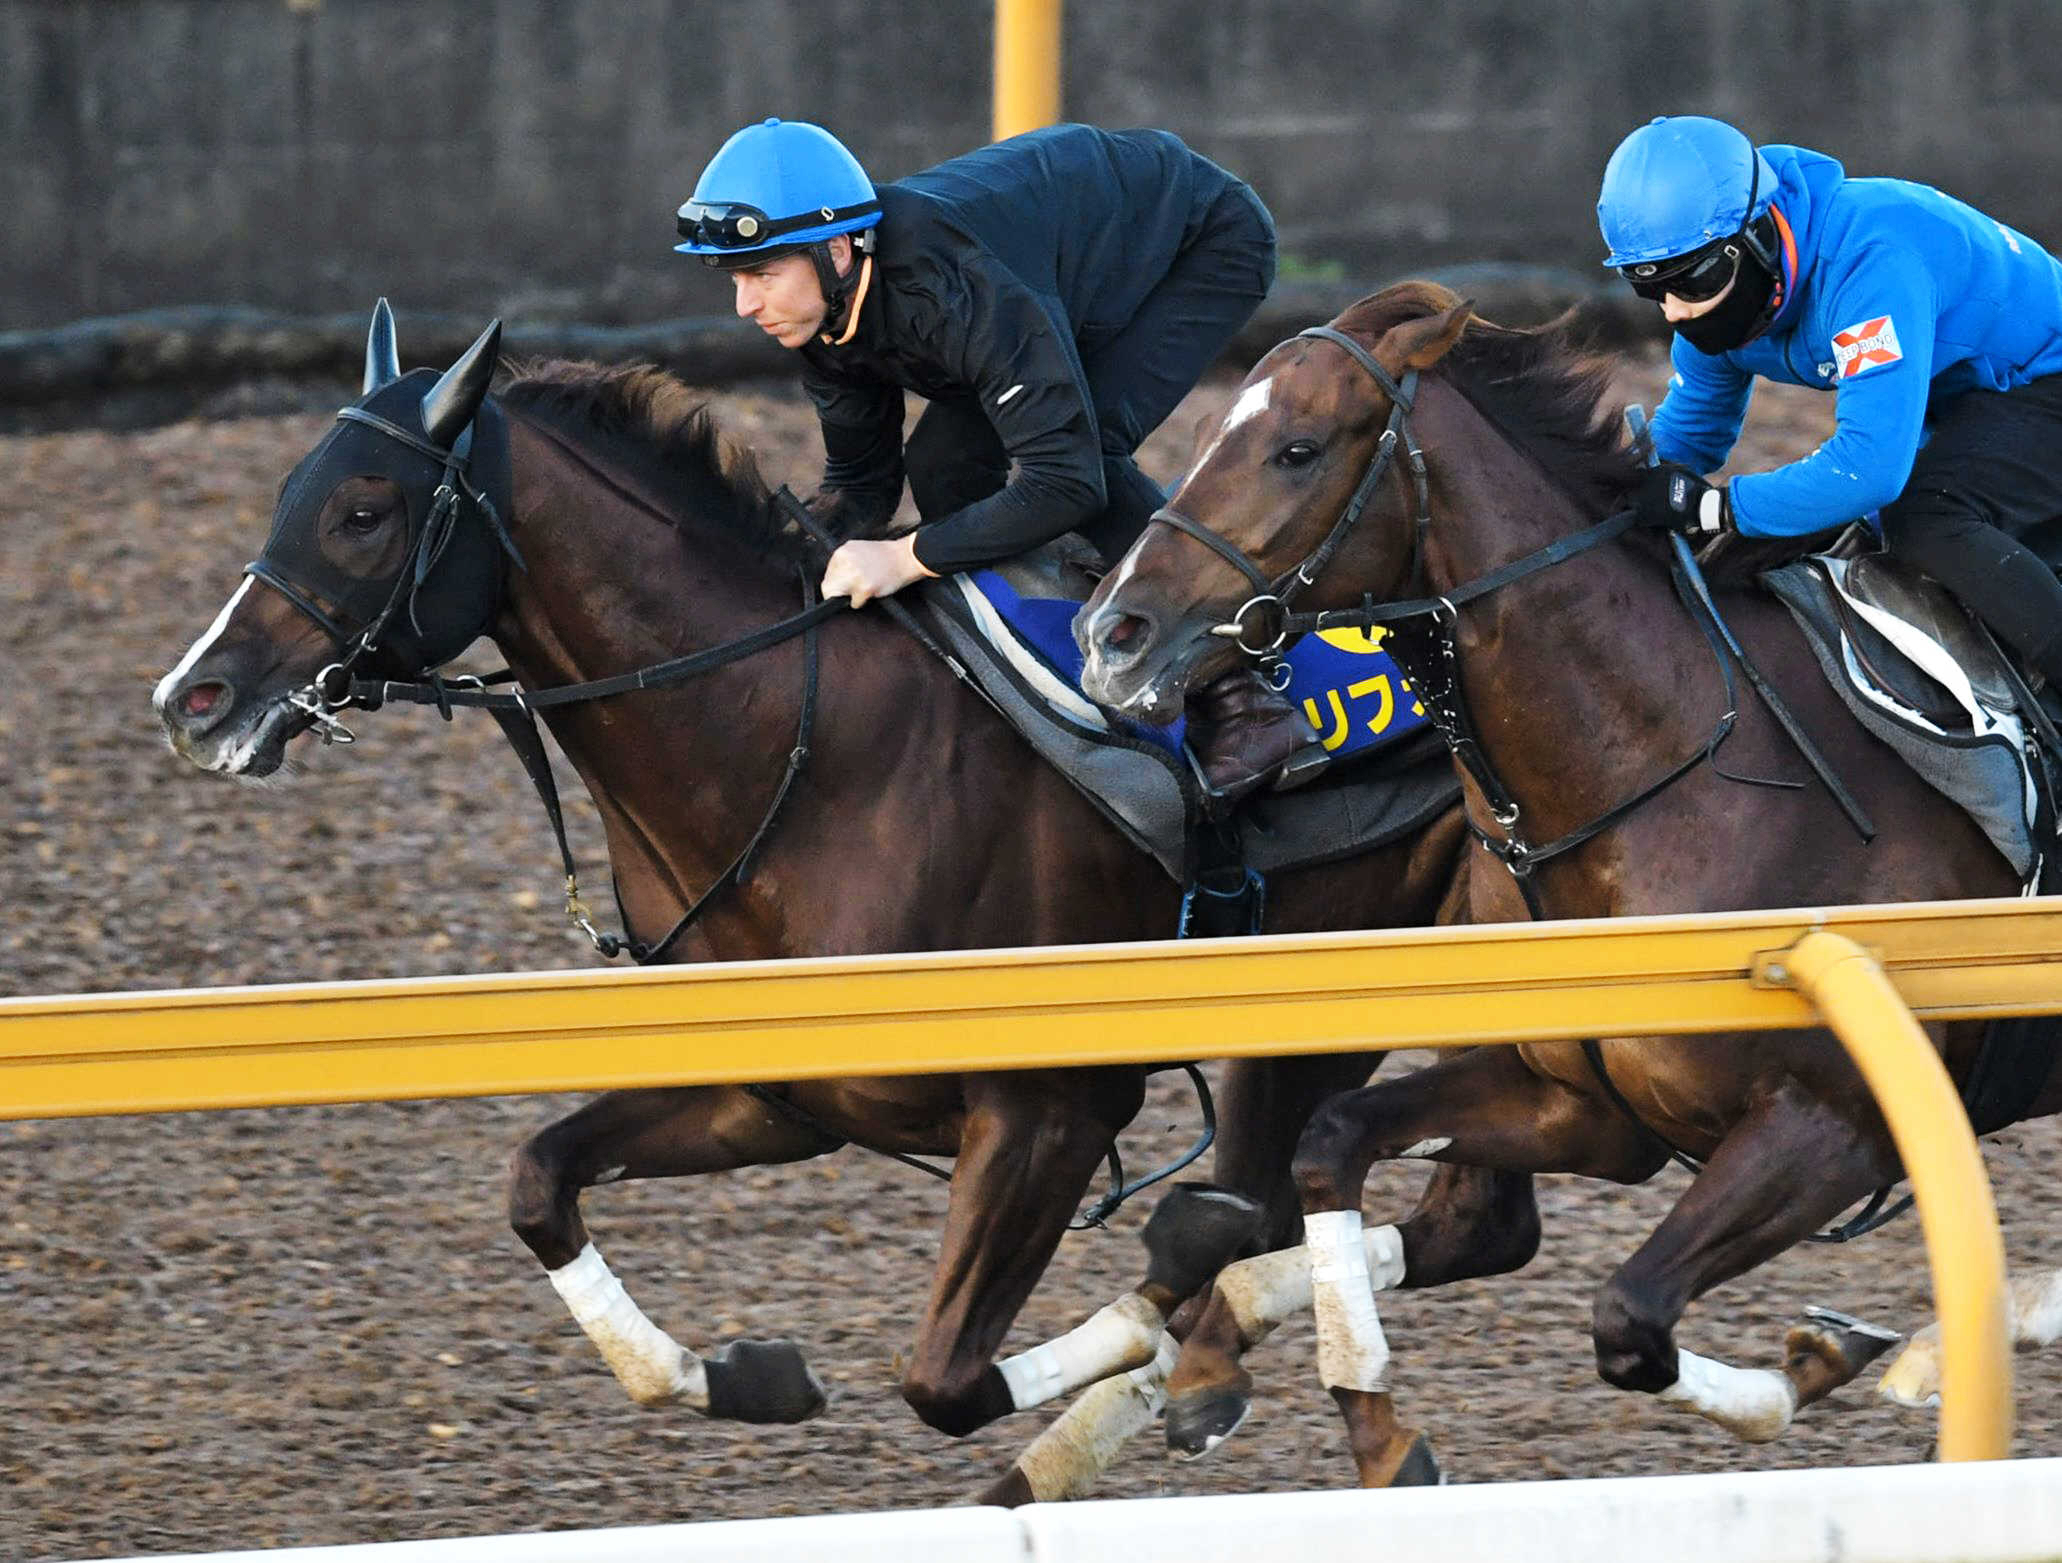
[1165,1385,1252,1460]
[703,1338,827,1424]
[1142,1182,1266,1300]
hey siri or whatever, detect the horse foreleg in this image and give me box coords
[1593,1083,1892,1444]
[899,1069,1141,1437]
[508,1085,836,1420]
[1163,1160,1540,1459]
[1880,1267,2062,1409]
[975,1053,1379,1500]
[1291,1045,1652,1487]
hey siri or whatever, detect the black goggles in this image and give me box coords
[676,198,879,252]
[1620,239,1742,303]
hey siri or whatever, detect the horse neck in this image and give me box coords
[1401,379,1725,870]
[488,416,810,957]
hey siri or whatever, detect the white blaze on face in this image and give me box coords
[1193,375,1274,473]
[153,578,254,713]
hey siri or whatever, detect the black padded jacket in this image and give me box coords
[796,124,1267,573]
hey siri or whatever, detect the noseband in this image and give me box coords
[1149,325,1430,674]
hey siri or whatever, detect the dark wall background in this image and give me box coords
[7,0,2062,332]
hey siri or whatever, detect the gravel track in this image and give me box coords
[3,355,2056,1560]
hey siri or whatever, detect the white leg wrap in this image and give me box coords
[1657,1348,1796,1443]
[997,1289,1164,1412]
[548,1243,709,1410]
[1306,1208,1391,1393]
[2011,1269,2062,1348]
[1015,1334,1178,1502]
[1218,1221,1406,1345]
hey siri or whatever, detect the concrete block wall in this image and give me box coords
[6,0,2061,331]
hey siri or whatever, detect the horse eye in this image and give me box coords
[341,506,384,533]
[1273,440,1322,469]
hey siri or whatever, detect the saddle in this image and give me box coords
[1763,546,2052,882]
[916,538,1458,889]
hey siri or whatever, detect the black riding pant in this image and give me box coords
[1877,374,2062,682]
[903,185,1275,567]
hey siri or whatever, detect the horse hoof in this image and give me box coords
[1142,1183,1265,1300]
[1878,1344,1944,1410]
[1380,1432,1442,1488]
[1165,1387,1250,1460]
[1791,1306,1903,1381]
[703,1338,827,1424]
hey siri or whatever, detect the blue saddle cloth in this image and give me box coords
[967,568,1432,765]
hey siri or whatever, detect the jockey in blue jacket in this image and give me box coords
[675,118,1326,803]
[1599,114,2062,690]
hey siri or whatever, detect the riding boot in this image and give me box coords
[1185,667,1329,811]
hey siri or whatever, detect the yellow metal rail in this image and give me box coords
[1775,933,2013,1462]
[993,0,1062,139]
[5,897,2060,1118]
[4,897,2047,1463]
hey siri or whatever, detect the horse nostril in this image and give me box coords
[1107,614,1150,652]
[176,681,230,729]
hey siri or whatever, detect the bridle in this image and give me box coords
[1150,326,1430,685]
[261,399,845,965]
[1146,322,1872,919]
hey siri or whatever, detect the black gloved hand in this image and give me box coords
[1635,462,1730,537]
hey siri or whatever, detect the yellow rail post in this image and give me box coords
[993,0,1062,140]
[1773,930,2013,1461]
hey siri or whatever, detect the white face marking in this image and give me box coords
[1223,376,1273,432]
[1192,375,1275,473]
[154,578,253,712]
[1398,1136,1453,1159]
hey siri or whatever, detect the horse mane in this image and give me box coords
[499,360,806,564]
[1335,282,1645,518]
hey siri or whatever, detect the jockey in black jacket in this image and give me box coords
[676,117,1326,804]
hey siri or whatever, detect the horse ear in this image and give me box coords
[1379,298,1475,374]
[420,319,502,448]
[363,297,401,396]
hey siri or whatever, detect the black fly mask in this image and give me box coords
[246,301,519,683]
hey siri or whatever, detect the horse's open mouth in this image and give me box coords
[166,692,317,779]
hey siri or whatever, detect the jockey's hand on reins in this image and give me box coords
[1636,462,1732,537]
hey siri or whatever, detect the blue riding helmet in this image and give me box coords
[675,118,882,267]
[1598,115,1779,268]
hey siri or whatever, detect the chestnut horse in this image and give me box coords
[151,304,1497,1486]
[1076,282,2062,1484]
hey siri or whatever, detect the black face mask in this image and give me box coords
[1675,250,1780,356]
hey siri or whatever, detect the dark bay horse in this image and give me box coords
[1075,281,2062,1484]
[151,304,1488,1486]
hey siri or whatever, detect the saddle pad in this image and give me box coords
[918,570,1458,881]
[1763,558,2042,881]
[961,567,1433,765]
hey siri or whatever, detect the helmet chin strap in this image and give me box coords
[814,230,876,343]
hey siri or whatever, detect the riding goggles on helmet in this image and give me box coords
[676,197,880,252]
[1619,238,1743,302]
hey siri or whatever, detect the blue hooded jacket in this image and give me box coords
[1649,144,2062,538]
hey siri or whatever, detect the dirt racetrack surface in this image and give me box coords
[3,352,2058,1559]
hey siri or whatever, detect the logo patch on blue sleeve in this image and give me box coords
[1832,316,1903,379]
